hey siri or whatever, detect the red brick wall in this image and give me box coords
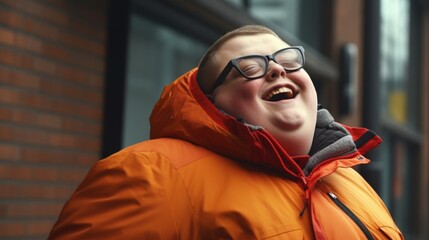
[0,0,108,239]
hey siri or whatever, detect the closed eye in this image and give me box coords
[278,60,301,69]
[241,64,261,76]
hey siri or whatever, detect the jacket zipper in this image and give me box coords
[327,192,374,240]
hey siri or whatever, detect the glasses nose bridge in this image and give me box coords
[265,54,277,64]
[263,54,285,80]
[264,54,283,71]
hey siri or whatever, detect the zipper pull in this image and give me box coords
[299,199,308,217]
[328,192,337,199]
[299,175,309,217]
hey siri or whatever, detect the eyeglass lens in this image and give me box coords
[236,48,303,79]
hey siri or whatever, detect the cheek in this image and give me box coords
[294,70,315,91]
[292,71,318,104]
[213,81,261,117]
[235,81,260,99]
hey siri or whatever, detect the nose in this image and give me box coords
[266,61,286,81]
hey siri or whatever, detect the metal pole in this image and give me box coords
[362,0,382,193]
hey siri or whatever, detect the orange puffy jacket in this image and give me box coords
[48,69,403,239]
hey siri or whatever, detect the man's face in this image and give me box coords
[211,34,318,156]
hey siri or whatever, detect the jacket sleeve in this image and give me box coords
[48,150,179,240]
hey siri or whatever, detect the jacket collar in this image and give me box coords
[150,69,382,179]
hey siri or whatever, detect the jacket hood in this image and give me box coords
[150,68,382,179]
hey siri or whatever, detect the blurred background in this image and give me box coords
[0,0,427,239]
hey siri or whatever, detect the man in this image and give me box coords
[48,25,403,239]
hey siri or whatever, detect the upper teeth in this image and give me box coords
[264,87,294,100]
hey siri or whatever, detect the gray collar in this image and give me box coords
[303,109,357,175]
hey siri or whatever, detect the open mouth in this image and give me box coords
[263,86,296,102]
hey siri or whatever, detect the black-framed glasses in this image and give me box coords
[211,46,305,92]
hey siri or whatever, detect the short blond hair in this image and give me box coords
[197,25,279,93]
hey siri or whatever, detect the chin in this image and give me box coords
[272,118,306,132]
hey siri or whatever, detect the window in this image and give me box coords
[378,0,422,236]
[223,0,325,50]
[122,14,208,146]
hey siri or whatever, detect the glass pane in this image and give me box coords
[380,0,419,130]
[223,0,324,50]
[379,0,421,237]
[388,136,419,237]
[122,14,208,147]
